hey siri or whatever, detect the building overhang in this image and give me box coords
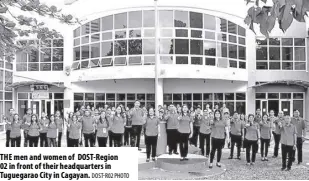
[8,81,65,89]
[249,80,309,89]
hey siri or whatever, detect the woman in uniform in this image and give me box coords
[39,112,49,147]
[110,106,126,147]
[199,110,212,157]
[260,114,272,161]
[244,114,260,165]
[10,114,22,147]
[47,114,58,147]
[67,115,82,147]
[28,114,41,147]
[55,111,64,147]
[96,111,109,147]
[164,104,179,155]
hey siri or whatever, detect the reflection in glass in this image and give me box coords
[191,30,202,38]
[102,15,113,31]
[191,40,203,55]
[114,40,127,56]
[191,57,203,65]
[129,30,141,38]
[282,47,293,60]
[282,62,293,70]
[228,44,237,59]
[74,27,80,37]
[282,38,293,46]
[53,48,63,62]
[129,11,142,28]
[82,36,89,44]
[159,10,173,27]
[53,63,63,71]
[269,62,280,69]
[295,62,306,70]
[129,39,142,55]
[160,39,174,54]
[229,35,237,43]
[144,29,155,37]
[174,11,188,27]
[114,57,127,66]
[160,56,173,64]
[101,41,113,57]
[228,21,237,34]
[144,56,155,65]
[238,26,246,36]
[29,50,39,62]
[102,32,113,40]
[294,38,305,46]
[40,63,51,71]
[239,61,246,69]
[294,47,305,61]
[74,47,80,61]
[269,47,280,60]
[217,33,227,41]
[256,62,267,69]
[81,23,90,35]
[91,19,100,33]
[205,58,215,66]
[256,37,267,45]
[204,14,216,30]
[101,58,113,66]
[190,12,203,28]
[175,39,189,54]
[143,39,155,54]
[143,10,155,27]
[115,30,127,39]
[41,49,51,62]
[91,43,100,58]
[204,40,216,56]
[74,38,80,46]
[176,29,188,37]
[176,56,188,64]
[205,31,215,39]
[256,47,267,60]
[229,60,237,68]
[160,29,173,37]
[81,45,90,60]
[91,34,100,42]
[269,38,280,45]
[239,37,245,45]
[81,60,89,68]
[89,59,100,68]
[217,18,227,32]
[114,13,127,29]
[129,56,142,65]
[238,46,246,60]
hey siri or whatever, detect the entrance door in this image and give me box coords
[280,100,291,116]
[31,101,41,117]
[268,100,279,116]
[261,100,268,115]
[41,100,52,116]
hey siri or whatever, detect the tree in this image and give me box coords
[0,0,78,61]
[245,0,309,37]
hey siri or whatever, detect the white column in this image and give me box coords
[64,87,74,118]
[156,78,164,108]
[246,87,255,115]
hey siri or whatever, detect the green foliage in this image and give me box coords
[0,0,78,61]
[245,0,309,37]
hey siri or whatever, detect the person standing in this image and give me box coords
[55,111,64,147]
[260,114,272,161]
[164,104,180,155]
[4,108,14,147]
[272,111,284,158]
[28,114,41,147]
[279,116,297,171]
[244,114,260,166]
[67,115,81,147]
[177,105,193,161]
[10,114,22,147]
[144,107,160,162]
[291,110,306,165]
[209,110,229,168]
[110,106,126,147]
[220,103,230,115]
[96,111,109,147]
[22,109,32,147]
[190,105,201,147]
[255,109,262,123]
[129,100,145,151]
[66,112,74,147]
[81,110,96,147]
[199,110,211,157]
[229,112,244,160]
[39,112,49,147]
[106,108,113,147]
[47,115,58,147]
[240,114,247,152]
[124,108,132,146]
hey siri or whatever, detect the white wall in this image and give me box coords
[256,85,305,93]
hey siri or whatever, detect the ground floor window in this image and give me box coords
[255,92,304,117]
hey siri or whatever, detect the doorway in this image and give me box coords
[280,100,291,116]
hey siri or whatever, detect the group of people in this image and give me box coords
[3,101,307,171]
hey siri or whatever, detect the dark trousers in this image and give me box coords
[40,133,48,147]
[6,130,10,147]
[28,136,39,147]
[273,132,281,157]
[112,132,123,147]
[179,132,190,158]
[131,125,142,148]
[260,138,270,157]
[108,131,113,147]
[124,127,132,146]
[57,132,62,147]
[94,130,98,145]
[48,138,57,147]
[68,138,79,147]
[199,133,211,156]
[83,133,95,147]
[245,139,258,163]
[97,137,108,147]
[190,126,200,147]
[282,144,294,169]
[24,131,29,147]
[230,134,242,158]
[145,135,158,159]
[210,138,225,163]
[292,137,303,163]
[11,136,21,147]
[166,129,178,153]
[66,131,70,147]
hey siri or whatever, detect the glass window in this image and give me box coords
[229,60,237,68]
[114,13,127,29]
[205,31,215,40]
[114,40,127,55]
[173,94,182,101]
[236,93,246,100]
[28,63,39,71]
[256,62,268,69]
[214,93,223,100]
[238,46,246,60]
[81,23,90,35]
[269,38,280,45]
[282,47,293,60]
[16,64,27,71]
[205,58,215,66]
[293,100,303,117]
[74,27,80,37]
[294,47,305,61]
[191,40,203,55]
[174,11,188,27]
[74,93,84,100]
[176,56,188,64]
[81,45,90,59]
[183,93,192,100]
[29,50,39,62]
[127,94,135,100]
[129,30,142,38]
[159,10,173,27]
[204,14,216,30]
[144,56,155,65]
[41,48,51,62]
[203,93,213,100]
[280,93,291,99]
[101,58,112,66]
[217,33,227,41]
[239,37,245,45]
[160,56,173,64]
[217,18,227,32]
[176,29,188,37]
[129,11,142,28]
[191,57,203,65]
[191,30,202,38]
[102,32,112,40]
[282,38,293,46]
[53,39,63,47]
[175,39,189,54]
[228,44,237,59]
[256,37,267,45]
[115,30,127,39]
[143,10,155,27]
[269,47,280,60]
[228,21,237,34]
[218,58,228,68]
[256,93,266,99]
[144,29,155,37]
[54,93,64,99]
[160,39,174,54]
[89,59,99,68]
[294,38,305,46]
[282,62,293,70]
[190,12,203,28]
[129,39,142,55]
[90,43,100,58]
[102,15,113,31]
[16,52,27,63]
[218,43,227,57]
[129,56,142,65]
[106,94,115,101]
[293,93,303,99]
[137,94,146,101]
[40,63,51,71]
[143,39,155,54]
[114,57,127,66]
[101,41,113,57]
[256,47,267,60]
[147,94,155,101]
[82,36,89,44]
[236,102,246,114]
[238,26,246,36]
[193,93,202,100]
[229,35,237,43]
[18,93,28,99]
[81,60,89,68]
[91,19,100,33]
[204,40,216,56]
[268,93,279,99]
[116,94,126,101]
[74,38,80,46]
[295,62,306,70]
[160,29,173,37]
[91,34,100,42]
[269,62,280,70]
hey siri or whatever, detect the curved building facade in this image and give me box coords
[10,1,309,120]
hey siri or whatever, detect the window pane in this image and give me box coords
[81,23,90,35]
[101,41,113,57]
[160,39,173,54]
[295,62,306,70]
[238,26,246,36]
[81,60,89,68]
[229,60,237,68]
[116,94,126,101]
[229,35,237,43]
[143,39,155,54]
[52,63,63,71]
[173,94,182,101]
[205,31,215,40]
[191,57,203,65]
[144,56,155,65]
[90,43,100,58]
[129,30,141,38]
[74,27,80,37]
[74,47,80,61]
[294,38,305,46]
[238,46,246,60]
[147,94,155,101]
[176,29,188,37]
[225,93,234,100]
[160,56,173,64]
[268,93,279,99]
[239,61,246,69]
[74,93,84,100]
[143,10,155,27]
[256,37,267,45]
[190,40,203,55]
[114,57,127,66]
[214,93,223,100]
[203,93,213,101]
[282,62,293,70]
[53,39,63,47]
[114,40,127,55]
[293,100,303,117]
[18,93,28,99]
[293,93,303,99]
[228,21,237,34]
[106,94,115,101]
[129,39,142,55]
[190,12,203,28]
[218,58,228,68]
[137,94,146,101]
[82,36,89,44]
[129,11,142,28]
[174,11,188,27]
[160,29,173,37]
[115,13,127,29]
[29,50,39,62]
[267,47,280,61]
[159,10,173,27]
[256,93,266,99]
[282,38,293,46]
[175,39,189,54]
[204,40,216,56]
[191,30,202,38]
[217,18,227,32]
[28,63,39,71]
[217,33,227,41]
[204,14,216,30]
[228,44,237,59]
[256,47,267,60]
[40,63,51,71]
[54,93,64,99]
[127,94,135,100]
[128,56,142,65]
[282,47,293,60]
[183,93,192,100]
[205,58,215,66]
[115,30,126,39]
[236,93,246,100]
[294,47,305,61]
[176,56,188,64]
[41,48,51,62]
[269,62,281,70]
[91,34,100,42]
[81,45,90,59]
[91,19,100,33]
[236,102,246,114]
[217,43,227,57]
[102,32,112,40]
[256,62,268,69]
[269,38,280,45]
[280,93,291,99]
[16,52,27,63]
[144,29,155,37]
[239,37,245,45]
[89,59,99,68]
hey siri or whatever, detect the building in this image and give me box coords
[8,0,309,120]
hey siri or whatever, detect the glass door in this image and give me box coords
[261,100,268,115]
[41,100,52,117]
[31,101,41,117]
[280,100,291,116]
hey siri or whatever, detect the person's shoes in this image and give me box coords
[216,163,221,168]
[228,156,233,159]
[180,158,185,161]
[152,157,156,161]
[286,168,291,171]
[264,157,269,161]
[184,157,189,161]
[146,159,150,162]
[236,157,241,160]
[209,163,213,169]
[169,152,172,155]
[138,148,142,151]
[206,155,209,158]
[250,162,255,166]
[298,162,302,165]
[261,157,265,161]
[272,155,277,158]
[281,167,286,171]
[246,162,251,166]
[173,152,179,155]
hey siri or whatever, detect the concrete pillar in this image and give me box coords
[64,87,74,117]
[246,87,255,115]
[155,78,164,112]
